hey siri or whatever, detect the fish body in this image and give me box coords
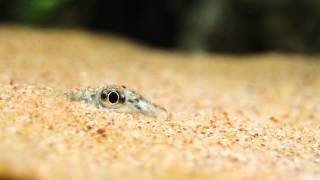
[67,85,168,119]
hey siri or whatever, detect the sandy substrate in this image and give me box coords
[0,25,319,179]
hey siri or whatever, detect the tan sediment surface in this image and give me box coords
[0,25,320,179]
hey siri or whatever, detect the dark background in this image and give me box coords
[1,0,320,54]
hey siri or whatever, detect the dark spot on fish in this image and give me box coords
[90,94,96,100]
[128,99,134,103]
[135,105,142,110]
[119,93,126,103]
[128,98,139,104]
[100,90,109,101]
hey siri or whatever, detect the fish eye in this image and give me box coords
[101,90,119,104]
[108,91,119,104]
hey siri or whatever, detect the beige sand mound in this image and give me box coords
[0,26,320,179]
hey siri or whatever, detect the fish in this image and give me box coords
[66,85,168,119]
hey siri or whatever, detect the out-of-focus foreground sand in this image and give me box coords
[0,26,319,179]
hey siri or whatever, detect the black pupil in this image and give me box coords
[108,91,119,104]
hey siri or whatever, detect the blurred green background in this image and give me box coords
[0,0,320,54]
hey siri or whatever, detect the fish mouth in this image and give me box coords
[122,90,168,119]
[131,98,168,119]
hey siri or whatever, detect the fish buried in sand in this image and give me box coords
[67,85,168,119]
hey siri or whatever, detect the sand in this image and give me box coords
[0,25,319,179]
